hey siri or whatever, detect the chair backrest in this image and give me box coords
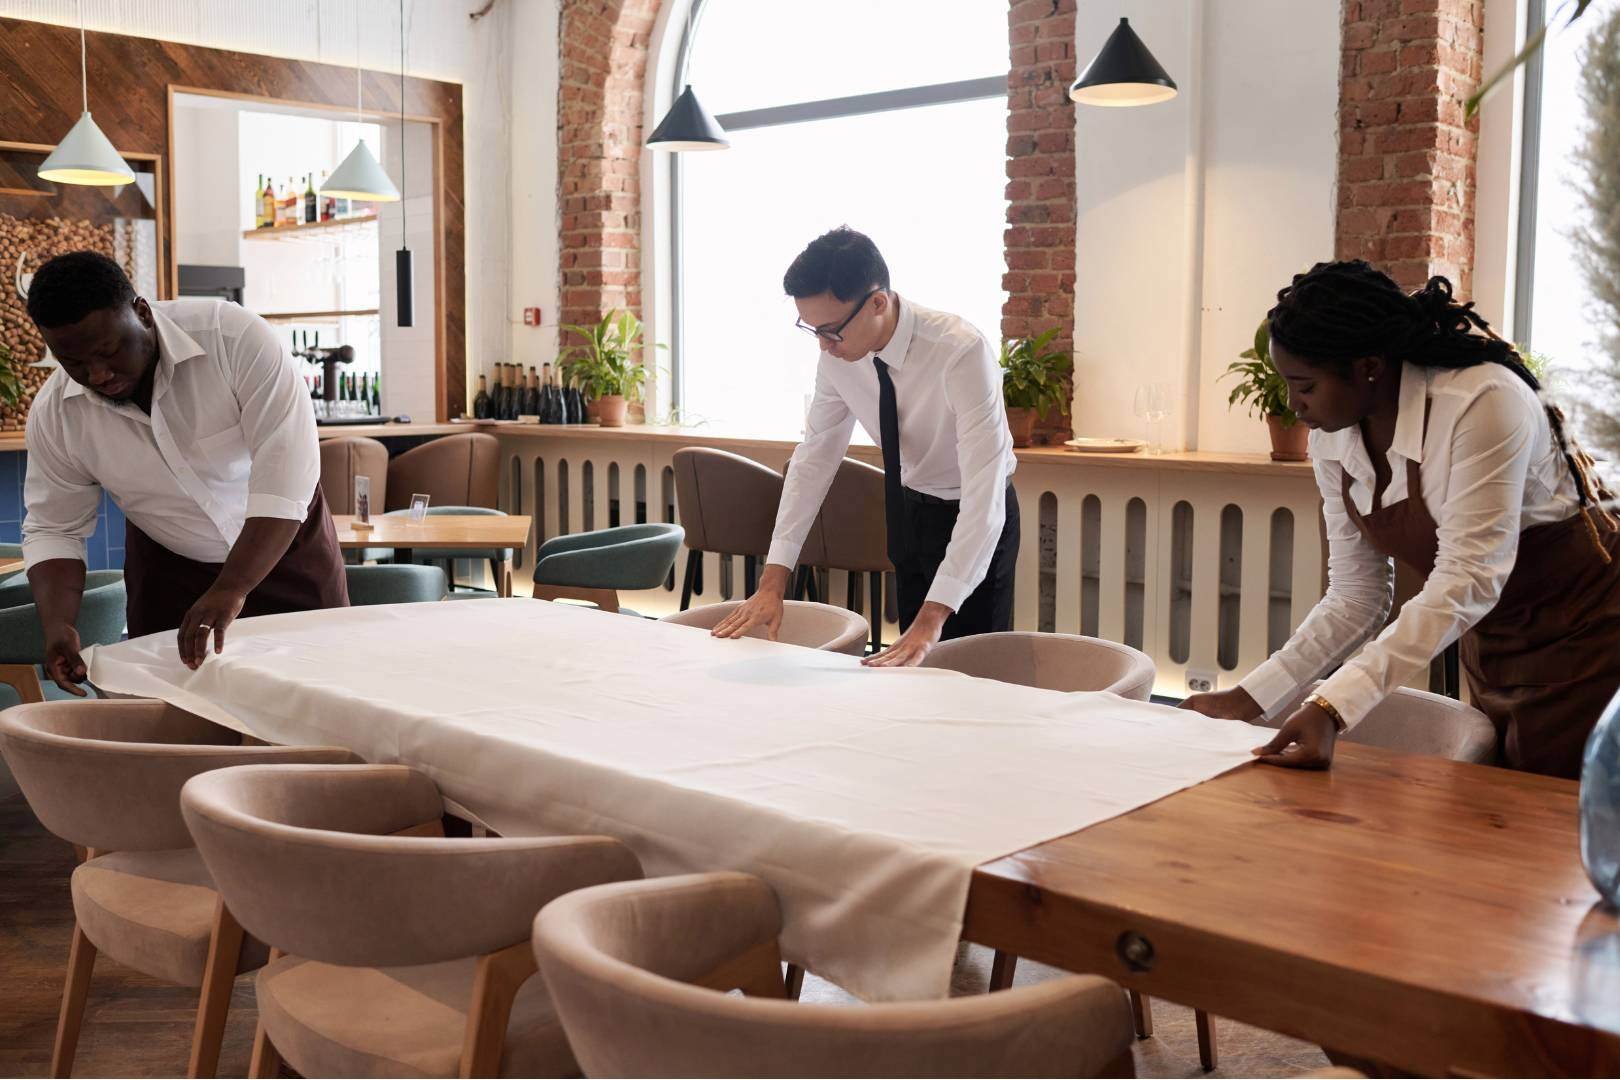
[673,448,783,557]
[660,601,868,656]
[385,433,499,511]
[345,564,449,606]
[0,699,358,852]
[181,763,642,967]
[319,435,389,514]
[532,872,1136,1078]
[923,631,1157,701]
[534,524,686,591]
[800,458,890,573]
[0,570,128,663]
[1267,681,1497,763]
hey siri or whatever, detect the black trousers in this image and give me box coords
[893,485,1019,640]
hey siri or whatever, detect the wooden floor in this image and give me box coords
[0,789,1326,1078]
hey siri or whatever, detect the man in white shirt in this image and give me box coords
[713,227,1018,666]
[22,252,347,689]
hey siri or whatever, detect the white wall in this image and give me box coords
[0,0,543,414]
[1071,0,1340,454]
[172,101,241,267]
[509,0,563,376]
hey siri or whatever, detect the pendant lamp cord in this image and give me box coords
[355,0,363,125]
[77,0,87,113]
[400,0,408,238]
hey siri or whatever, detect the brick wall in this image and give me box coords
[1006,0,1077,442]
[557,0,661,334]
[1336,0,1485,291]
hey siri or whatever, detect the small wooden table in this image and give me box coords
[964,745,1620,1077]
[332,514,532,597]
[0,559,23,578]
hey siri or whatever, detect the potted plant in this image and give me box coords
[0,340,22,419]
[559,310,660,427]
[999,328,1073,448]
[1223,319,1307,462]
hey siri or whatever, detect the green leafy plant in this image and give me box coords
[999,328,1073,417]
[1468,0,1595,118]
[558,310,663,403]
[0,340,22,409]
[1223,319,1297,426]
[1515,343,1553,385]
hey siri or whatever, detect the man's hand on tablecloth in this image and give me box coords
[862,602,949,668]
[711,564,789,642]
[42,624,89,696]
[1252,702,1339,769]
[1179,687,1264,722]
[178,585,247,670]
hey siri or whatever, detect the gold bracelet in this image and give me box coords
[1304,693,1347,733]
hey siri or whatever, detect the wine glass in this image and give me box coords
[1134,383,1171,454]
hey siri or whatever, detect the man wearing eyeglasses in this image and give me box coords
[712,227,1019,666]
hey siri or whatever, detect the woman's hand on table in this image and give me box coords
[711,565,788,642]
[1178,687,1264,723]
[42,624,89,696]
[178,585,247,670]
[1251,702,1339,769]
[862,602,948,668]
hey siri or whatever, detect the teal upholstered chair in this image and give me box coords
[0,570,126,709]
[532,524,684,615]
[0,542,22,584]
[364,506,518,595]
[344,564,449,606]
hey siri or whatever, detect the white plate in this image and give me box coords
[1063,437,1147,454]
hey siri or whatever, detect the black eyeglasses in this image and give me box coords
[795,289,880,343]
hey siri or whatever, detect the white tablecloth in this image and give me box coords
[88,600,1260,1000]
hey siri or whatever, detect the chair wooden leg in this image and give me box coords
[188,899,247,1078]
[1129,990,1153,1039]
[51,920,97,1078]
[0,662,45,705]
[462,941,540,1077]
[680,551,698,610]
[1195,1009,1217,1071]
[248,948,285,1080]
[869,572,884,651]
[783,962,805,1000]
[988,949,1017,991]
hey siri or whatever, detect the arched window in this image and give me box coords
[668,0,1009,434]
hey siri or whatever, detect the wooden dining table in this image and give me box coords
[963,743,1620,1077]
[0,558,23,578]
[331,514,532,596]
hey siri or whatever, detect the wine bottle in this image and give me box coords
[261,177,276,229]
[559,369,576,424]
[500,364,515,420]
[491,365,505,419]
[519,365,534,417]
[304,174,318,224]
[538,363,553,423]
[473,374,491,419]
[254,174,265,228]
[571,377,587,424]
[371,372,381,415]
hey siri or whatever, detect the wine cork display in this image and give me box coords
[0,213,133,432]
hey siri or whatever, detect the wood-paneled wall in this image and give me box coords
[0,15,466,419]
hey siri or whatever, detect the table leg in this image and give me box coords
[1131,991,1153,1039]
[1196,1008,1217,1071]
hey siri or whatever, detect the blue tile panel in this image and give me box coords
[0,449,126,571]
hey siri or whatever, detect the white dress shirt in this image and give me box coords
[23,299,320,568]
[1239,360,1580,730]
[765,296,1016,611]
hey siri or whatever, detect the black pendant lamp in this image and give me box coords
[395,0,414,327]
[647,2,728,151]
[1070,17,1178,107]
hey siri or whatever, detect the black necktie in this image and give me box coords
[874,356,902,565]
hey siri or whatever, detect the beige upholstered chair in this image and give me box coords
[179,763,642,1079]
[0,700,357,1078]
[385,432,500,511]
[672,447,785,608]
[923,631,1157,701]
[796,457,893,650]
[318,435,389,515]
[660,600,870,656]
[532,872,1137,1078]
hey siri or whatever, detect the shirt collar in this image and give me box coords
[864,293,913,372]
[1390,361,1428,464]
[61,302,206,401]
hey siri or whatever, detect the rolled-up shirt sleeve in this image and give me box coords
[1238,453,1394,720]
[925,338,1013,611]
[766,358,856,571]
[228,312,319,520]
[21,409,103,568]
[1312,385,1534,728]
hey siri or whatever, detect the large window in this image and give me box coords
[671,0,1009,434]
[1517,0,1620,464]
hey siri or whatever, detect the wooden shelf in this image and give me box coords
[241,215,377,241]
[260,308,380,322]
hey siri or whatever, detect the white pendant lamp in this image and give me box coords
[38,2,133,187]
[321,3,400,203]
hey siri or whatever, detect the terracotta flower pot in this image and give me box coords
[596,394,629,428]
[1267,414,1309,461]
[1006,406,1038,449]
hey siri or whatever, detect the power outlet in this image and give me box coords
[1185,670,1218,694]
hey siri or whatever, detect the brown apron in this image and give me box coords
[122,484,350,638]
[1341,456,1620,778]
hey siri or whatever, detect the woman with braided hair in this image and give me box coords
[1182,259,1620,777]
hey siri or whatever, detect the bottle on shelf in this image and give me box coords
[538,363,554,423]
[570,376,587,424]
[304,174,318,224]
[319,171,336,222]
[372,373,381,415]
[498,363,513,420]
[521,365,536,417]
[473,373,491,419]
[260,176,276,229]
[558,368,576,424]
[254,174,265,229]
